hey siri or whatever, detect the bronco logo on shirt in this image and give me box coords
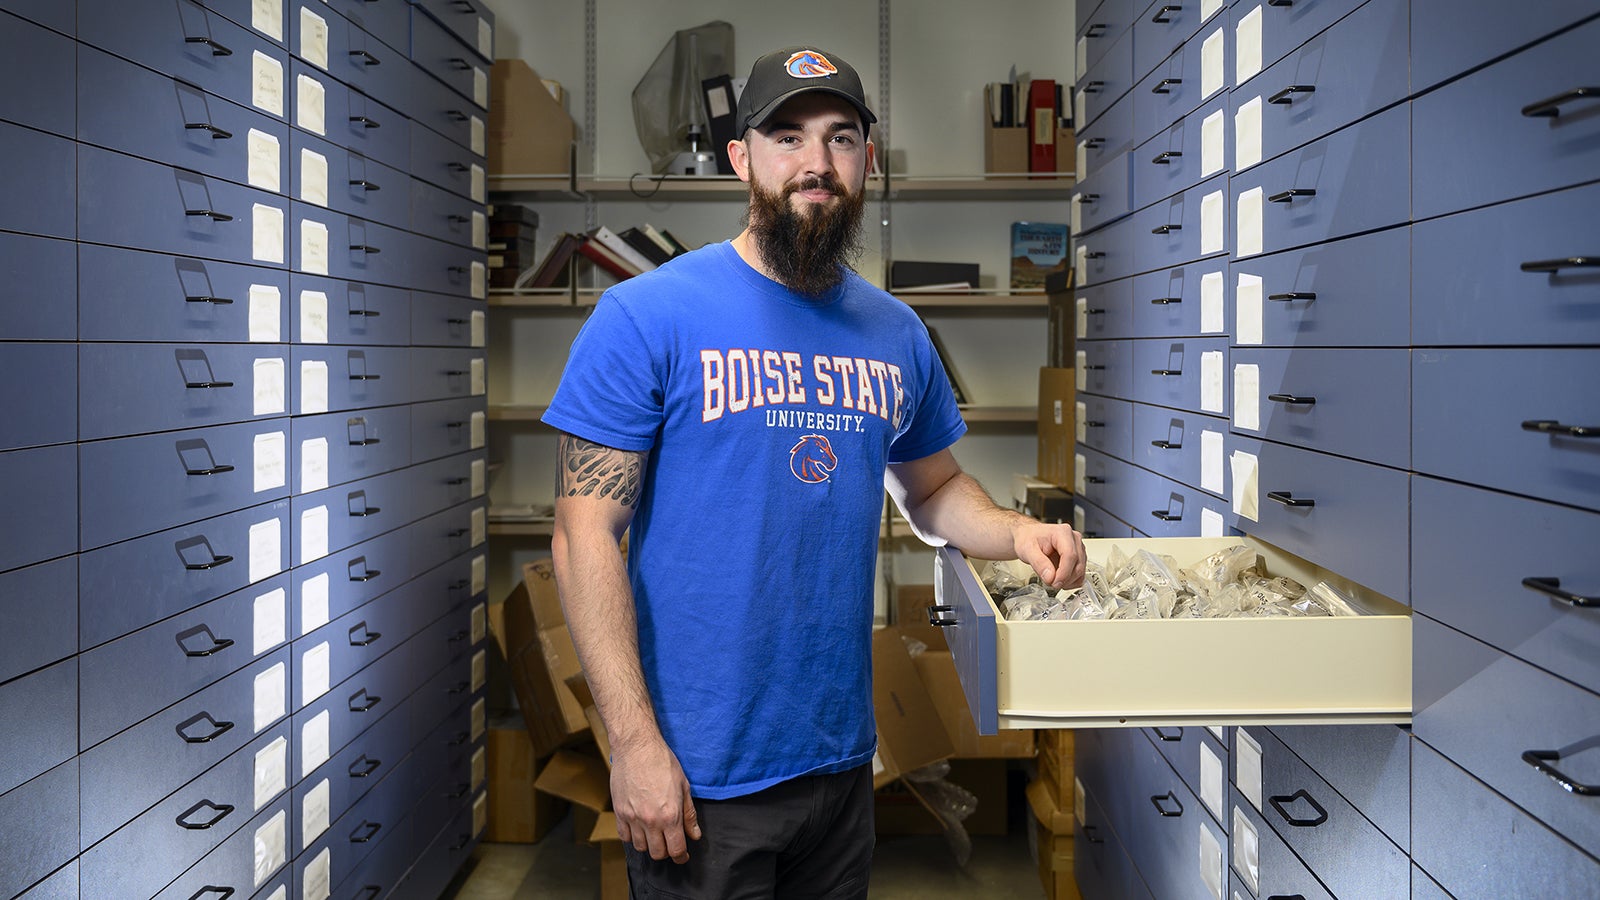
[789,434,837,483]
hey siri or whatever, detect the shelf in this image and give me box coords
[488,519,554,537]
[958,406,1036,423]
[487,404,550,422]
[893,291,1049,309]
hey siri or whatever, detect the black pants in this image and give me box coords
[624,763,875,900]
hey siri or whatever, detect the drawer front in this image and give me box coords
[78,0,289,118]
[1412,0,1600,91]
[293,469,416,564]
[1145,726,1230,827]
[1412,738,1600,900]
[148,799,293,900]
[12,859,76,900]
[334,805,417,900]
[1132,175,1231,274]
[0,760,79,900]
[412,347,487,402]
[1231,102,1410,258]
[1076,0,1108,41]
[0,659,76,796]
[1412,476,1600,694]
[1131,24,1230,152]
[405,800,479,900]
[79,573,292,749]
[1131,406,1229,495]
[326,0,411,57]
[78,44,290,190]
[78,648,292,847]
[0,0,74,34]
[79,343,289,440]
[1229,226,1410,348]
[289,62,410,173]
[1233,0,1370,81]
[289,274,412,346]
[1078,446,1222,538]
[78,146,289,267]
[1229,347,1410,468]
[1268,723,1411,851]
[411,230,489,299]
[291,203,412,287]
[291,406,414,492]
[1075,497,1139,539]
[410,116,485,201]
[0,557,77,684]
[79,421,291,550]
[79,244,289,343]
[409,9,489,109]
[1131,336,1229,414]
[1078,276,1135,343]
[408,451,487,523]
[412,291,486,348]
[1076,93,1135,181]
[0,121,75,239]
[1076,778,1158,900]
[318,6,411,113]
[0,445,76,573]
[412,177,486,249]
[1415,616,1600,860]
[0,343,75,451]
[293,586,422,714]
[292,639,418,773]
[1228,437,1409,600]
[1079,29,1135,131]
[196,0,288,46]
[413,0,495,62]
[79,499,291,649]
[407,504,487,581]
[0,11,74,137]
[1238,0,1408,166]
[289,129,411,228]
[1075,156,1134,247]
[1413,348,1600,512]
[291,527,413,637]
[1131,256,1231,338]
[1227,784,1335,900]
[1134,0,1210,83]
[291,345,413,414]
[410,397,485,464]
[1076,339,1134,399]
[0,232,75,340]
[295,692,412,832]
[1079,394,1135,458]
[1118,735,1228,900]
[1414,16,1600,219]
[408,59,485,155]
[299,752,419,891]
[1413,181,1600,347]
[1078,0,1137,74]
[1131,94,1231,211]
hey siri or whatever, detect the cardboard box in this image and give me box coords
[590,813,629,900]
[488,59,576,176]
[914,650,1035,759]
[485,723,569,843]
[1035,729,1076,816]
[503,561,591,757]
[872,627,956,789]
[875,759,1010,836]
[985,124,1074,176]
[1037,367,1076,488]
[1027,773,1081,900]
[895,584,947,652]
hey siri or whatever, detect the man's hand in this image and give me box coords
[1013,521,1087,590]
[610,735,702,864]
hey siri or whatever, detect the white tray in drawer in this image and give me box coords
[934,536,1411,732]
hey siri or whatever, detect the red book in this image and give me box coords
[1028,78,1057,175]
[575,234,641,281]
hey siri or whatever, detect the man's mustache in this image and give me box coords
[788,175,842,196]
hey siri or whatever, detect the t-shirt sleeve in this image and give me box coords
[540,293,662,451]
[886,326,967,463]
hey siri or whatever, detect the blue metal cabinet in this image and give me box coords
[290,527,412,637]
[1231,0,1371,80]
[1144,726,1230,826]
[290,61,410,173]
[78,499,291,650]
[1131,175,1231,274]
[1076,157,1135,250]
[1078,28,1136,131]
[12,859,77,900]
[1227,784,1335,900]
[1075,95,1135,182]
[0,557,77,685]
[1412,476,1600,695]
[408,9,488,110]
[1412,348,1600,513]
[289,273,412,345]
[0,0,73,34]
[411,347,485,402]
[1077,0,1137,79]
[1131,95,1231,212]
[1130,336,1228,414]
[0,121,75,240]
[411,291,485,348]
[334,802,419,900]
[410,117,485,202]
[1413,181,1600,347]
[290,203,413,287]
[0,445,76,573]
[298,751,420,894]
[1130,256,1230,338]
[1268,723,1410,851]
[0,232,75,341]
[193,0,289,46]
[0,760,79,900]
[1113,732,1228,900]
[0,343,75,452]
[79,244,290,343]
[1079,394,1135,458]
[1076,0,1111,42]
[1131,406,1229,495]
[411,177,484,248]
[407,451,487,524]
[1077,215,1144,289]
[1228,226,1410,347]
[290,345,413,413]
[78,572,292,749]
[314,3,412,114]
[1131,23,1230,152]
[409,397,483,464]
[1228,346,1410,468]
[407,503,485,580]
[291,634,421,772]
[1412,738,1600,900]
[413,0,495,63]
[1411,0,1599,91]
[1133,0,1210,83]
[0,659,76,797]
[1413,16,1600,220]
[293,586,422,714]
[79,343,290,441]
[325,0,411,59]
[1075,498,1138,540]
[292,469,416,564]
[1077,276,1135,341]
[401,800,478,900]
[1078,445,1216,538]
[0,10,73,138]
[148,797,294,900]
[289,128,412,229]
[406,58,485,155]
[291,406,414,491]
[293,691,412,834]
[409,231,486,297]
[1078,339,1133,400]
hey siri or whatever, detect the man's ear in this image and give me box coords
[728,137,751,183]
[865,138,877,175]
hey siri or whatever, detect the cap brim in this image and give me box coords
[745,86,878,133]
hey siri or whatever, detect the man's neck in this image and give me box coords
[730,229,774,282]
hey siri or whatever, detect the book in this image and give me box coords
[701,74,738,175]
[575,233,641,281]
[1009,221,1070,291]
[619,226,673,266]
[1028,78,1057,173]
[641,223,682,258]
[519,232,582,289]
[925,326,970,406]
[588,225,658,274]
[657,228,694,256]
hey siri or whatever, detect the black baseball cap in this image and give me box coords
[735,46,877,137]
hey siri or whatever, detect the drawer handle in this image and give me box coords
[1084,420,1106,428]
[350,504,381,516]
[449,782,472,799]
[1268,789,1328,827]
[448,317,471,325]
[449,680,471,695]
[1151,224,1181,234]
[1267,491,1314,508]
[1521,576,1599,608]
[451,578,472,591]
[349,373,382,381]
[1151,510,1181,521]
[1085,251,1107,259]
[184,378,235,389]
[451,0,477,10]
[1268,85,1316,105]
[448,477,470,486]
[185,463,236,476]
[446,421,466,429]
[1085,23,1108,38]
[1082,80,1105,94]
[177,624,235,658]
[448,528,471,539]
[1082,363,1106,370]
[186,208,234,222]
[1268,188,1316,203]
[349,567,382,583]
[1152,726,1183,741]
[1151,439,1182,450]
[184,36,233,56]
[349,115,382,129]
[349,689,381,712]
[349,179,382,192]
[1084,308,1106,316]
[349,49,381,66]
[1152,77,1184,95]
[1150,368,1182,376]
[449,265,469,274]
[1520,86,1600,119]
[349,436,381,446]
[188,887,235,900]
[1268,291,1316,301]
[1084,138,1106,149]
[1522,748,1600,795]
[1521,419,1600,438]
[445,369,470,376]
[1521,256,1599,274]
[350,244,381,254]
[1085,475,1105,484]
[447,109,471,122]
[350,820,382,843]
[183,553,235,571]
[350,755,381,778]
[1082,531,1102,538]
[1151,4,1182,23]
[1267,896,1308,900]
[1150,296,1182,305]
[348,621,382,647]
[1268,393,1316,405]
[448,215,472,225]
[1268,0,1293,6]
[185,294,234,305]
[176,711,235,744]
[449,57,474,71]
[447,161,471,172]
[1150,791,1184,817]
[452,835,472,851]
[927,604,960,628]
[449,629,471,643]
[184,122,233,140]
[350,307,381,318]
[356,888,381,900]
[1078,193,1100,204]
[1152,150,1182,164]
[1083,824,1105,844]
[450,730,471,746]
[176,799,235,830]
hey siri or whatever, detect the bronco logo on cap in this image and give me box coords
[784,50,838,79]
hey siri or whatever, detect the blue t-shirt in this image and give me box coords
[542,241,966,799]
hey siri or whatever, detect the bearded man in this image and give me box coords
[542,45,1085,899]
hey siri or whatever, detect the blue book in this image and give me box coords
[1010,221,1071,291]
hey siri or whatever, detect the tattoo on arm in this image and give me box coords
[557,434,645,507]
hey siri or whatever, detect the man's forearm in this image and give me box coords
[916,470,1034,559]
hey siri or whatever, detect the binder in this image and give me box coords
[588,225,658,273]
[576,234,641,280]
[619,227,673,266]
[1028,78,1057,173]
[640,223,681,258]
[701,74,738,175]
[523,232,582,288]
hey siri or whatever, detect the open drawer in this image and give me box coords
[933,536,1411,733]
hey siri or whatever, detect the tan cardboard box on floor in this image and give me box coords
[1037,367,1076,488]
[913,650,1036,759]
[872,626,956,790]
[485,720,569,843]
[503,560,591,757]
[488,59,576,176]
[895,583,947,652]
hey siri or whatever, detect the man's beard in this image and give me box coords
[745,172,866,297]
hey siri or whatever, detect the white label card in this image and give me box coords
[1200,350,1225,414]
[255,735,288,810]
[1073,505,1086,534]
[249,284,281,343]
[1201,28,1225,98]
[472,746,487,788]
[1075,245,1089,287]
[471,601,488,643]
[472,210,487,250]
[1074,776,1087,826]
[302,779,330,849]
[1237,186,1264,258]
[1200,271,1225,333]
[300,289,329,343]
[1238,728,1265,811]
[301,572,330,634]
[300,148,328,207]
[303,847,331,900]
[1201,506,1226,537]
[470,260,486,299]
[301,218,329,275]
[472,648,487,691]
[471,553,487,595]
[1201,0,1223,21]
[253,0,283,42]
[254,809,288,887]
[299,7,328,70]
[1233,805,1261,893]
[254,431,287,493]
[471,697,486,739]
[254,587,287,656]
[301,437,329,493]
[301,709,330,777]
[1231,450,1260,522]
[1075,350,1088,392]
[1075,36,1088,81]
[1075,140,1087,183]
[247,129,281,193]
[473,790,488,835]
[300,504,329,563]
[1075,401,1087,443]
[1075,296,1089,337]
[477,18,492,57]
[1074,452,1087,495]
[1233,363,1261,431]
[249,518,283,585]
[471,506,486,547]
[254,357,286,416]
[302,641,330,706]
[1200,190,1224,256]
[1071,193,1084,234]
[473,67,488,107]
[470,115,485,155]
[1237,273,1265,345]
[252,51,284,117]
[300,359,329,415]
[253,204,285,264]
[1236,96,1264,171]
[1237,6,1264,85]
[471,164,485,203]
[470,356,486,395]
[1200,741,1224,819]
[1199,822,1224,900]
[254,661,287,732]
[469,411,485,449]
[470,458,486,497]
[470,309,486,347]
[1201,108,1225,177]
[296,74,326,135]
[1201,429,1225,494]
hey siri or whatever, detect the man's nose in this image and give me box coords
[800,137,834,176]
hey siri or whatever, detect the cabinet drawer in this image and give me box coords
[0,557,77,684]
[935,535,1411,732]
[292,637,421,776]
[1134,0,1211,83]
[1145,726,1230,827]
[1132,406,1229,495]
[79,343,289,440]
[1227,784,1335,900]
[0,232,75,340]
[1131,336,1229,415]
[1414,16,1600,219]
[0,10,73,137]
[1230,102,1409,258]
[289,128,411,228]
[409,451,487,522]
[0,659,76,797]
[1131,94,1231,211]
[410,116,485,201]
[0,120,74,240]
[1412,477,1600,695]
[289,60,410,172]
[291,526,412,638]
[412,177,486,249]
[325,0,411,58]
[414,0,495,62]
[1267,723,1410,851]
[412,291,487,348]
[293,470,416,565]
[1412,0,1599,91]
[1231,0,1370,84]
[79,0,289,118]
[0,0,74,34]
[289,273,411,345]
[1413,181,1600,347]
[79,572,291,749]
[412,347,487,402]
[79,245,289,343]
[0,444,76,573]
[293,586,420,714]
[1075,156,1133,245]
[0,760,78,900]
[408,58,486,155]
[1412,738,1600,900]
[1235,0,1408,167]
[78,145,289,267]
[1076,339,1133,399]
[12,859,76,900]
[333,803,417,900]
[1075,778,1157,900]
[291,345,413,413]
[1229,226,1410,347]
[1131,256,1230,339]
[291,406,414,492]
[290,203,412,287]
[1077,278,1135,346]
[1077,0,1135,73]
[1091,451,1226,539]
[1078,394,1135,458]
[79,647,291,847]
[411,230,488,299]
[1119,734,1229,900]
[1131,21,1231,151]
[1078,29,1135,132]
[294,691,412,848]
[409,9,489,109]
[299,751,419,893]
[1132,174,1231,274]
[196,0,288,46]
[1413,348,1600,512]
[408,503,487,581]
[148,798,293,900]
[1229,347,1409,468]
[79,499,291,649]
[319,4,411,113]
[1227,437,1409,600]
[0,343,75,451]
[1075,93,1134,182]
[410,397,485,464]
[406,796,480,899]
